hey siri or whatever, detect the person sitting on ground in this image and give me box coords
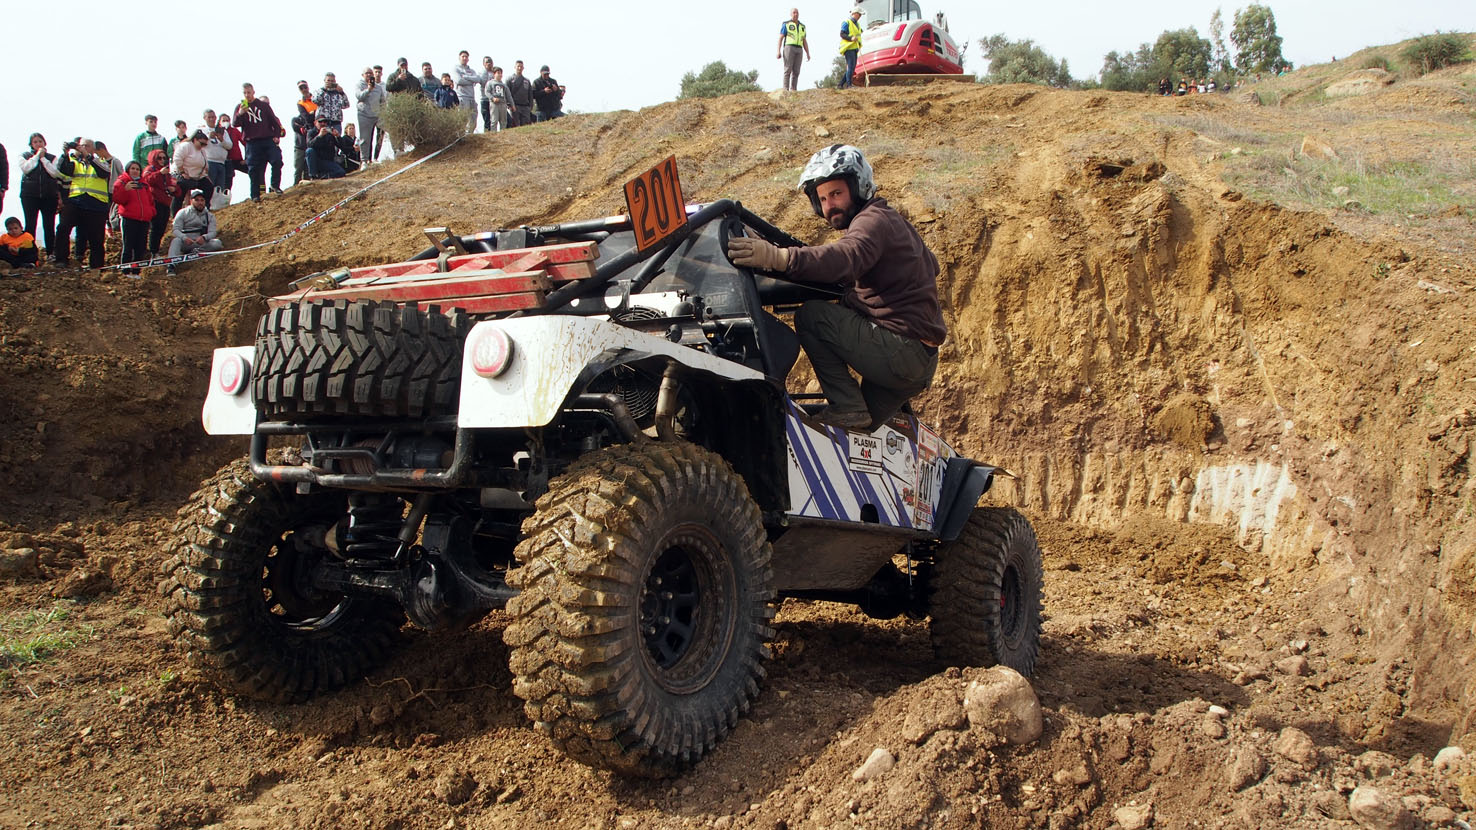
[305,116,346,179]
[141,148,177,258]
[166,189,223,276]
[112,160,155,276]
[0,217,39,270]
[725,144,946,431]
[341,124,362,173]
[433,73,460,109]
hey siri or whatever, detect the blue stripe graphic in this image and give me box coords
[785,413,838,519]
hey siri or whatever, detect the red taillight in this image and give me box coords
[470,327,515,378]
[218,354,250,396]
[893,24,906,41]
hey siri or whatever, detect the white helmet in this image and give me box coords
[798,144,875,217]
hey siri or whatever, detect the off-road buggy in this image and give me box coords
[166,167,1044,777]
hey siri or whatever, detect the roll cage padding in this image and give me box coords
[932,457,997,541]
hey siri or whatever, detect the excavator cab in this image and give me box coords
[855,0,923,27]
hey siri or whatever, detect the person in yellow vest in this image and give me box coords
[839,7,864,89]
[55,138,111,269]
[776,8,810,92]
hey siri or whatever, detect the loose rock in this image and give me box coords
[1347,786,1413,830]
[433,769,476,806]
[1274,727,1319,767]
[1113,802,1154,830]
[51,567,113,599]
[961,666,1043,746]
[1275,655,1311,676]
[0,548,41,579]
[1227,746,1267,791]
[851,747,895,782]
[1433,746,1466,773]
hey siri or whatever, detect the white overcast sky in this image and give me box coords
[2,0,1471,207]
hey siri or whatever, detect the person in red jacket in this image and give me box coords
[113,160,156,275]
[141,149,178,258]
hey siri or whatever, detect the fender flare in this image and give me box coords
[932,457,997,542]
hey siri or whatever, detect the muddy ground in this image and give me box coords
[2,42,1475,829]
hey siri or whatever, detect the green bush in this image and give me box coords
[1400,33,1472,76]
[679,62,761,99]
[380,92,468,153]
[1360,55,1392,72]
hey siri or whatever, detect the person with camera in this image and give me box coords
[54,138,111,270]
[532,65,566,122]
[141,148,178,258]
[354,67,386,166]
[165,189,223,276]
[234,82,286,202]
[171,130,213,216]
[314,73,351,134]
[341,124,362,173]
[112,160,156,276]
[305,115,346,180]
[198,110,233,201]
[19,133,65,261]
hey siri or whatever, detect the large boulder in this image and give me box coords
[1326,68,1394,98]
[961,666,1043,746]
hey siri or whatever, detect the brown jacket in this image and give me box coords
[787,198,947,346]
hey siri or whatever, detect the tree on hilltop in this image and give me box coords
[1099,28,1212,92]
[679,62,761,99]
[1209,8,1232,72]
[1231,4,1286,72]
[816,56,849,89]
[978,34,1073,88]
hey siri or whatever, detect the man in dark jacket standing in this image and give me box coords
[725,144,946,430]
[234,82,285,202]
[506,61,534,127]
[532,65,566,121]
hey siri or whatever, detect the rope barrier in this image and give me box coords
[31,133,468,278]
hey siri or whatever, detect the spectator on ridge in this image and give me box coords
[838,7,862,89]
[453,50,484,133]
[92,140,126,234]
[112,160,155,276]
[218,114,246,194]
[386,58,419,96]
[54,138,110,270]
[200,110,233,198]
[507,61,534,127]
[355,66,385,165]
[342,124,362,172]
[532,65,565,121]
[315,73,351,134]
[168,120,189,159]
[235,82,286,202]
[171,130,213,215]
[479,55,497,131]
[777,8,810,92]
[166,189,223,276]
[0,217,38,270]
[292,81,319,185]
[0,143,6,215]
[434,74,459,109]
[306,115,346,179]
[141,148,177,258]
[372,65,388,161]
[133,115,168,166]
[484,67,511,132]
[420,62,440,97]
[19,133,63,260]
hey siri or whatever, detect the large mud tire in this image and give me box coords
[929,507,1044,676]
[253,300,469,419]
[504,442,775,777]
[159,457,403,703]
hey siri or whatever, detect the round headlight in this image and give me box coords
[470,327,515,378]
[218,353,250,396]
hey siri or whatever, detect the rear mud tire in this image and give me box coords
[253,299,469,419]
[929,507,1044,676]
[159,457,403,703]
[504,441,776,777]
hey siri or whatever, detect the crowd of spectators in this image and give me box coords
[2,49,568,275]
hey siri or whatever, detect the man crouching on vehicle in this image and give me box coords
[725,144,946,431]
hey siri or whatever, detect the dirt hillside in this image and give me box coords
[3,51,1476,829]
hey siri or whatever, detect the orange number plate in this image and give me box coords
[624,156,687,252]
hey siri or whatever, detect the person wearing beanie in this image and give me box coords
[166,189,223,275]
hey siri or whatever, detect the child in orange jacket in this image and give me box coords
[1,217,39,269]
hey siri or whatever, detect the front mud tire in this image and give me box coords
[504,442,776,777]
[160,457,403,703]
[929,507,1044,676]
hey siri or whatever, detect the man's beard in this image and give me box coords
[826,204,858,230]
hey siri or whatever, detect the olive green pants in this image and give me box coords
[795,300,938,423]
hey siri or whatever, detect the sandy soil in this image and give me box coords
[2,53,1475,829]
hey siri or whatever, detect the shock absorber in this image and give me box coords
[343,493,405,560]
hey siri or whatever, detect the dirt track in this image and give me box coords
[3,52,1476,829]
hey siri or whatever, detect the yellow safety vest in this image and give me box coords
[839,18,862,54]
[67,157,109,206]
[784,21,807,47]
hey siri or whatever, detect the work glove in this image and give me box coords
[726,236,790,272]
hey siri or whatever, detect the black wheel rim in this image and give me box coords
[639,523,735,695]
[999,561,1027,649]
[262,530,349,631]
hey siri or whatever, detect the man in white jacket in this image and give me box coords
[355,67,387,165]
[452,50,485,133]
[170,131,212,215]
[197,109,233,198]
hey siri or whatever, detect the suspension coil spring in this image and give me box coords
[344,493,405,560]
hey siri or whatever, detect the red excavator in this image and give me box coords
[851,0,971,85]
